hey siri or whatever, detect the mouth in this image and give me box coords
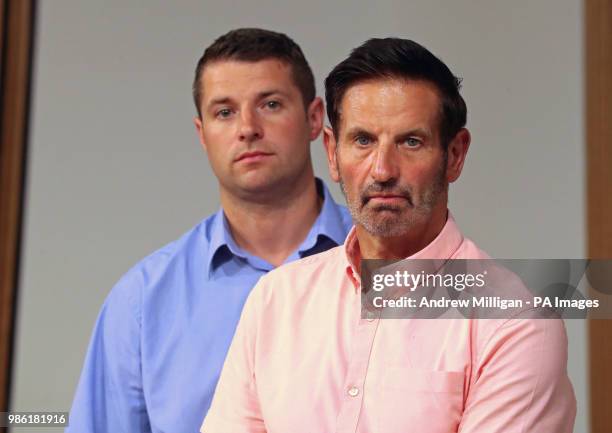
[234,151,273,163]
[366,194,409,205]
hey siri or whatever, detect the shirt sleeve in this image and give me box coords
[66,270,150,433]
[200,276,267,433]
[458,317,576,433]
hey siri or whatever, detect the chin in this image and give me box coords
[236,174,287,196]
[361,209,430,236]
[364,222,411,238]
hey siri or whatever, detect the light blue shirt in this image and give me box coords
[66,179,352,433]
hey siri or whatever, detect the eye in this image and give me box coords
[402,137,422,148]
[215,108,233,119]
[354,135,372,146]
[264,100,281,110]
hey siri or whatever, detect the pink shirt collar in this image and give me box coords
[344,211,464,291]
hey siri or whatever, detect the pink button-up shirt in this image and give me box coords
[201,215,576,433]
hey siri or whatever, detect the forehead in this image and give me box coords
[338,78,441,134]
[200,59,298,101]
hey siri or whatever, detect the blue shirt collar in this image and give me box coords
[296,178,347,252]
[206,178,346,277]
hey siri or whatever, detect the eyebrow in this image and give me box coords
[206,89,289,110]
[395,128,432,141]
[344,127,432,141]
[207,97,232,108]
[257,90,289,100]
[344,127,375,140]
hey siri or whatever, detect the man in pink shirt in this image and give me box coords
[201,38,576,433]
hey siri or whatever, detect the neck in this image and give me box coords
[221,171,321,267]
[357,206,448,260]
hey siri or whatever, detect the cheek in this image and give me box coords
[203,117,228,133]
[406,166,430,184]
[268,119,311,159]
[341,152,374,181]
[201,138,233,174]
[274,106,310,132]
[204,150,228,179]
[400,157,444,187]
[338,162,367,195]
[273,122,302,142]
[273,116,309,141]
[203,124,234,149]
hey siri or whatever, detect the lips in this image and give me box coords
[361,183,413,206]
[234,151,273,162]
[368,194,406,199]
[367,195,408,203]
[363,192,413,207]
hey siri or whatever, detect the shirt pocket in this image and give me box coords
[374,368,464,433]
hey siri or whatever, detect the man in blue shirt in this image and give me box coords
[66,28,352,433]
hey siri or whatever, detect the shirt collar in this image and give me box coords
[296,178,349,254]
[343,211,464,292]
[206,209,239,275]
[206,178,347,276]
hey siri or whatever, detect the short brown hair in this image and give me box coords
[325,38,467,150]
[193,28,316,117]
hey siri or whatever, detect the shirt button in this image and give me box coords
[347,386,360,397]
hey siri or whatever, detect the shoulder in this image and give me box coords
[471,312,569,379]
[471,316,571,406]
[249,245,346,304]
[105,215,215,310]
[272,244,346,280]
[454,236,492,259]
[450,232,569,357]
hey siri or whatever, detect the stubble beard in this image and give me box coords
[339,161,448,238]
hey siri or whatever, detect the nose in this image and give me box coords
[238,107,263,142]
[371,142,399,183]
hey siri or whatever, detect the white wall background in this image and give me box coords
[11,1,587,432]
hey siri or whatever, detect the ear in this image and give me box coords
[446,128,471,183]
[307,97,324,140]
[323,126,340,182]
[193,116,207,152]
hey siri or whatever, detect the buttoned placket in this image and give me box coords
[335,284,381,433]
